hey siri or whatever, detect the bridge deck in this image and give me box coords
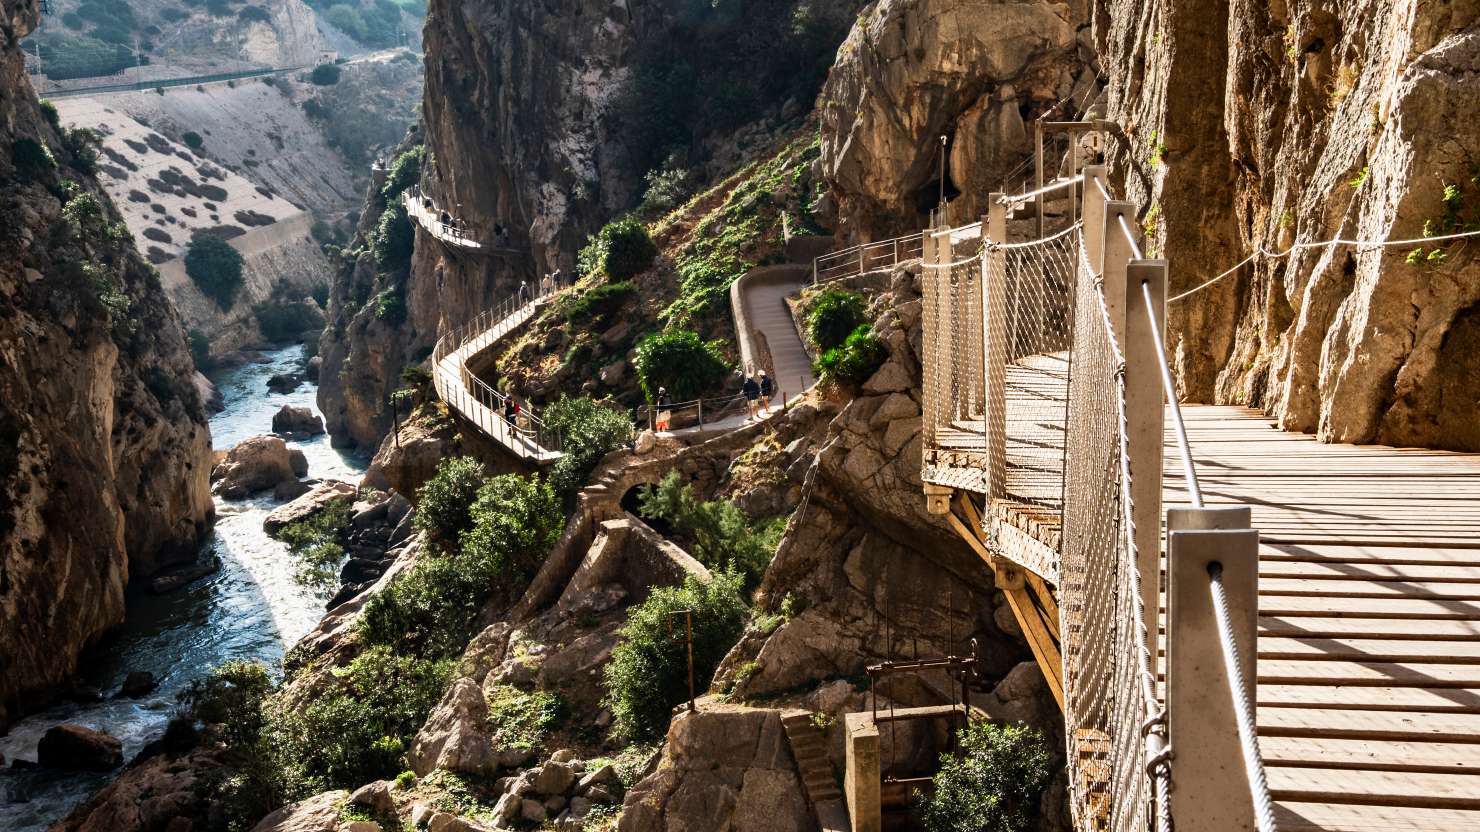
[1166,406,1480,831]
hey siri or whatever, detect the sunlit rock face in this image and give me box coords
[820,0,1091,241]
[1097,0,1480,449]
[0,0,214,726]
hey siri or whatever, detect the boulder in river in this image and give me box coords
[211,435,302,499]
[264,481,357,535]
[147,554,221,593]
[272,405,325,438]
[37,723,123,771]
[275,478,313,501]
[117,671,157,699]
[266,373,302,394]
[305,355,323,382]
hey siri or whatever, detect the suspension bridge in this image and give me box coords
[907,164,1480,832]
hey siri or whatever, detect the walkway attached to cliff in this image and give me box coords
[910,165,1480,832]
[431,290,563,463]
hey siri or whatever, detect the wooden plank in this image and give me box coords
[1260,595,1480,620]
[1261,562,1480,583]
[1256,659,1480,687]
[1260,578,1480,600]
[1258,684,1480,713]
[1259,707,1480,742]
[1260,544,1480,567]
[1260,615,1480,640]
[1275,800,1480,831]
[1269,767,1480,810]
[1261,736,1480,773]
[1258,637,1480,664]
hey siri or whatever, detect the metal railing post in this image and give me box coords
[1167,505,1260,832]
[920,222,942,450]
[1125,258,1167,637]
[1034,119,1045,239]
[697,399,704,430]
[1082,165,1110,274]
[983,202,1007,498]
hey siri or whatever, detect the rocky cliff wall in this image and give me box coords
[1096,0,1480,450]
[0,0,214,725]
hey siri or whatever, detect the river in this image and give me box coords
[0,344,367,831]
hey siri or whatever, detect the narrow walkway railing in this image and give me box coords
[403,185,486,251]
[430,284,564,459]
[812,231,924,284]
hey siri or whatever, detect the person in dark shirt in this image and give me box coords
[656,387,672,432]
[758,370,773,413]
[742,374,761,421]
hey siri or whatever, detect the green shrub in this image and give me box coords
[269,645,453,796]
[380,145,423,202]
[564,281,636,327]
[458,475,563,587]
[542,396,634,506]
[181,130,204,149]
[807,289,867,350]
[638,470,783,589]
[38,99,61,129]
[185,233,245,309]
[815,325,886,386]
[187,328,212,369]
[412,456,486,543]
[181,660,282,829]
[638,165,691,217]
[485,684,564,752]
[916,722,1052,832]
[255,300,323,341]
[364,473,562,659]
[370,203,415,270]
[578,217,657,280]
[604,571,748,741]
[310,62,342,86]
[275,498,352,588]
[375,287,407,325]
[237,4,271,22]
[633,329,729,400]
[11,137,55,178]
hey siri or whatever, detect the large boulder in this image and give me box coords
[266,373,302,394]
[249,790,349,832]
[821,0,1086,240]
[211,435,301,499]
[618,706,810,832]
[193,371,225,413]
[272,405,326,438]
[407,678,499,777]
[263,480,357,535]
[36,724,123,771]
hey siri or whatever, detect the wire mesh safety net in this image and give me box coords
[983,225,1079,519]
[1059,239,1169,832]
[920,230,989,494]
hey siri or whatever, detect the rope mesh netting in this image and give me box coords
[1059,240,1169,832]
[920,230,988,493]
[984,226,1079,518]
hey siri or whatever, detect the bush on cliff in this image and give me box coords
[815,325,886,386]
[603,571,748,741]
[185,233,245,309]
[916,722,1052,832]
[807,289,867,350]
[542,395,635,506]
[563,280,636,327]
[310,62,342,86]
[412,456,487,543]
[633,329,729,401]
[370,203,415,270]
[459,474,563,587]
[380,144,424,203]
[578,217,657,280]
[638,470,783,589]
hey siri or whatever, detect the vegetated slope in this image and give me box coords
[1097,0,1480,450]
[0,0,213,727]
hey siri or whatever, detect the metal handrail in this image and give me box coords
[1140,280,1202,506]
[999,172,1085,206]
[404,185,480,246]
[1208,563,1278,832]
[812,231,925,284]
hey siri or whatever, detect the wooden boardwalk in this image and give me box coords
[928,376,1480,829]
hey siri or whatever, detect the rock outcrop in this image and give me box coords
[211,435,306,498]
[36,723,124,771]
[821,0,1091,240]
[272,404,326,438]
[1097,1,1480,450]
[0,0,214,726]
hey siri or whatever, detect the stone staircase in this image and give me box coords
[781,710,849,832]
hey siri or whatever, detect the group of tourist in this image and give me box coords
[651,369,775,433]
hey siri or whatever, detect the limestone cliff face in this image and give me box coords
[1097,0,1480,450]
[820,0,1092,241]
[0,0,214,724]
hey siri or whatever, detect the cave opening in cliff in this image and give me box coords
[913,131,961,219]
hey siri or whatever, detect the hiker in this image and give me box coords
[742,373,761,420]
[758,370,773,413]
[541,273,554,296]
[439,209,451,231]
[518,280,530,304]
[656,387,672,432]
[502,396,516,425]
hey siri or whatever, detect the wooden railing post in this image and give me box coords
[1125,258,1167,640]
[983,199,1008,498]
[1167,506,1259,832]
